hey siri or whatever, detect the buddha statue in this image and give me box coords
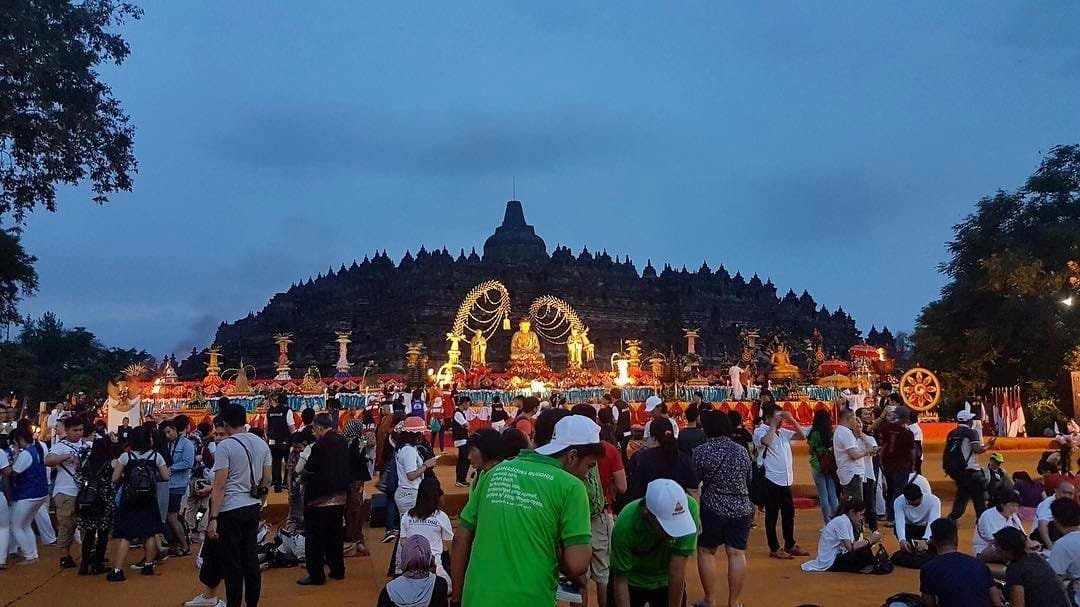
[768,342,800,380]
[510,318,545,363]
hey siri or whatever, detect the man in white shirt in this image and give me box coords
[642,395,679,443]
[752,404,807,559]
[1034,481,1074,549]
[894,484,941,559]
[833,409,877,500]
[1048,497,1080,606]
[44,416,88,568]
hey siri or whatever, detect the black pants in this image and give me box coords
[218,504,262,607]
[80,527,109,566]
[304,505,345,583]
[896,523,927,544]
[861,478,878,532]
[455,445,470,484]
[948,471,987,521]
[628,585,686,607]
[828,545,876,573]
[884,470,912,522]
[763,479,796,552]
[270,443,290,490]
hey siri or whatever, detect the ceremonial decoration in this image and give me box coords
[334,331,352,377]
[898,367,942,412]
[204,346,223,383]
[767,338,800,380]
[507,317,549,376]
[448,280,511,371]
[273,333,294,380]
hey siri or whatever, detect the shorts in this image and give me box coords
[168,492,184,514]
[698,509,752,551]
[589,512,614,583]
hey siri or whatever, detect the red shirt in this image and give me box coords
[597,441,625,509]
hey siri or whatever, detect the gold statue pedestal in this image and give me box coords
[768,366,801,381]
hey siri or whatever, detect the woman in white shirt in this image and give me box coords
[396,477,454,588]
[973,489,1025,563]
[394,417,438,518]
[802,498,882,573]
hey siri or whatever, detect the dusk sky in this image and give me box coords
[15,2,1080,357]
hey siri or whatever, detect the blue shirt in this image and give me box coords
[920,551,994,607]
[168,437,196,493]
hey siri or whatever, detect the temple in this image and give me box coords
[178,201,869,377]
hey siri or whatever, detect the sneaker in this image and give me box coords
[130,559,158,570]
[141,564,155,576]
[60,555,77,569]
[381,530,397,544]
[555,579,582,604]
[454,482,468,488]
[106,569,126,582]
[183,597,221,607]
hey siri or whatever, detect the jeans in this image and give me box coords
[218,504,262,607]
[270,444,290,490]
[948,470,987,521]
[763,479,796,552]
[80,528,109,568]
[861,478,879,532]
[811,469,839,523]
[884,470,912,522]
[455,445,470,485]
[12,497,46,560]
[304,505,345,583]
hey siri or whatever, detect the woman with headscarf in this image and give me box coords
[377,534,449,607]
[343,419,372,556]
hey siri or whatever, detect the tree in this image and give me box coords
[0,0,141,221]
[0,229,38,326]
[914,145,1080,416]
[0,311,151,402]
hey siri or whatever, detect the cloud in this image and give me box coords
[206,105,641,176]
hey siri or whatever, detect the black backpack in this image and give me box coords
[942,427,972,480]
[124,454,159,503]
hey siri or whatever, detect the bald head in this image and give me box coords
[1057,482,1075,500]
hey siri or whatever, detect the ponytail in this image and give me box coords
[649,418,678,465]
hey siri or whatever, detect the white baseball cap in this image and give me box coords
[535,415,601,456]
[957,410,975,422]
[644,395,664,412]
[645,479,697,538]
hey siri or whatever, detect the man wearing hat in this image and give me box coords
[451,415,604,607]
[642,395,679,443]
[984,452,1013,498]
[946,409,997,521]
[610,478,700,607]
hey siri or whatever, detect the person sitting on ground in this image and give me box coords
[995,526,1072,607]
[1034,481,1075,550]
[801,498,883,574]
[378,534,449,607]
[984,452,1013,498]
[973,489,1027,564]
[1039,452,1073,496]
[919,518,1003,607]
[1012,471,1045,509]
[610,479,700,607]
[1048,497,1080,607]
[891,484,941,569]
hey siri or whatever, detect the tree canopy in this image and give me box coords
[914,144,1080,409]
[0,0,140,221]
[0,311,151,402]
[0,229,38,326]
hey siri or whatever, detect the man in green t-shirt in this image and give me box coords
[451,414,605,607]
[611,478,701,607]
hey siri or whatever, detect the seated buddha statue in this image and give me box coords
[510,318,545,364]
[768,342,800,380]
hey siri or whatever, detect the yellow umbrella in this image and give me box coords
[817,374,854,389]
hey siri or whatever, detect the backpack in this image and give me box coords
[584,466,607,518]
[810,430,838,476]
[881,592,925,607]
[124,453,160,503]
[942,428,972,480]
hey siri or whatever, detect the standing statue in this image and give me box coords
[567,328,584,369]
[446,332,466,368]
[466,329,488,368]
[581,328,595,363]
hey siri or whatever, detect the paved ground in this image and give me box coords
[0,441,1051,607]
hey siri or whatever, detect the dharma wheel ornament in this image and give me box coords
[899,367,942,412]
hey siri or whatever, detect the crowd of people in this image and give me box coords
[4,384,1080,607]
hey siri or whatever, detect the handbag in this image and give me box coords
[872,544,894,575]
